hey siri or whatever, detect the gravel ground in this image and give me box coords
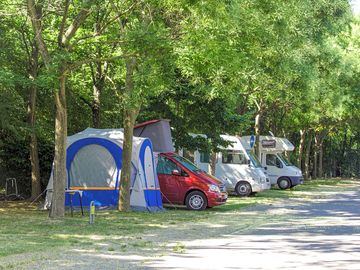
[1,182,359,270]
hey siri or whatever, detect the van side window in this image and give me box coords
[222,151,247,164]
[157,156,179,175]
[199,151,210,163]
[266,154,281,167]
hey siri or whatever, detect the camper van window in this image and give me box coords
[222,151,247,165]
[173,155,201,173]
[183,149,195,163]
[157,156,180,175]
[277,153,292,166]
[266,154,282,167]
[199,151,210,163]
[246,150,261,168]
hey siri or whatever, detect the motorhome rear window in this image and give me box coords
[222,151,247,164]
[199,151,210,163]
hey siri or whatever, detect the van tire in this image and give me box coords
[185,191,207,211]
[235,181,252,197]
[278,177,291,190]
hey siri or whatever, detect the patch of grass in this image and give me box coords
[172,243,186,253]
[0,178,357,258]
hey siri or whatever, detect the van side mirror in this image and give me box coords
[171,169,181,176]
[276,162,283,169]
[264,166,268,170]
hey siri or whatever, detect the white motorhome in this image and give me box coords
[241,136,304,189]
[183,134,270,197]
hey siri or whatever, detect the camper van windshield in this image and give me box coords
[277,153,292,166]
[173,155,201,173]
[246,150,262,168]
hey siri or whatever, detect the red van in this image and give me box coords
[156,152,227,210]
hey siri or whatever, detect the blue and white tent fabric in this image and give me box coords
[44,128,163,212]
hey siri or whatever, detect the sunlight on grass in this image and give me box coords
[0,178,358,258]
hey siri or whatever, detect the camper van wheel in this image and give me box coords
[235,181,252,197]
[278,177,291,190]
[185,191,207,211]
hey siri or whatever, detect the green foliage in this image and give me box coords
[0,0,359,195]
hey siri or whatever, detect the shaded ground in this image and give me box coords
[0,180,359,269]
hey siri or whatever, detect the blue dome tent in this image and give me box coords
[45,128,163,212]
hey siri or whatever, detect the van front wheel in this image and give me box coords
[278,177,291,190]
[235,181,252,197]
[185,191,207,211]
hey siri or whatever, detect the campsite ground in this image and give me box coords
[0,179,359,269]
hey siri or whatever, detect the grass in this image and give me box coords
[0,178,357,258]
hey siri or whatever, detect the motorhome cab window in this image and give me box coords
[199,151,210,163]
[266,154,282,167]
[246,150,261,168]
[222,151,247,164]
[277,153,292,166]
[157,156,179,175]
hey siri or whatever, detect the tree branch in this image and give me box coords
[58,0,70,46]
[62,0,95,47]
[27,0,50,66]
[67,54,127,71]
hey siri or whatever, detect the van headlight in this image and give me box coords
[208,184,220,193]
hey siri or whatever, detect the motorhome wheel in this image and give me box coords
[278,177,291,190]
[235,181,252,197]
[185,191,208,210]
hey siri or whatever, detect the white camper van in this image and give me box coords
[185,134,270,197]
[241,136,304,189]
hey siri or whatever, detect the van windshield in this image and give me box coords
[277,153,292,166]
[173,155,201,173]
[246,150,262,168]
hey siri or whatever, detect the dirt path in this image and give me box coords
[1,183,360,269]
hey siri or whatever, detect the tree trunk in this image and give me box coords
[318,142,324,178]
[92,91,101,128]
[209,152,217,175]
[298,129,306,170]
[50,68,67,218]
[118,57,137,212]
[27,42,42,200]
[254,112,261,159]
[90,61,107,128]
[312,135,319,179]
[304,132,312,180]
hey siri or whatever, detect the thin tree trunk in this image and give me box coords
[92,89,101,128]
[209,152,217,175]
[298,129,306,170]
[304,132,312,180]
[90,61,107,128]
[27,42,41,200]
[282,129,290,159]
[254,112,261,159]
[319,142,324,178]
[50,68,67,218]
[312,135,319,179]
[118,57,137,212]
[28,0,95,218]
